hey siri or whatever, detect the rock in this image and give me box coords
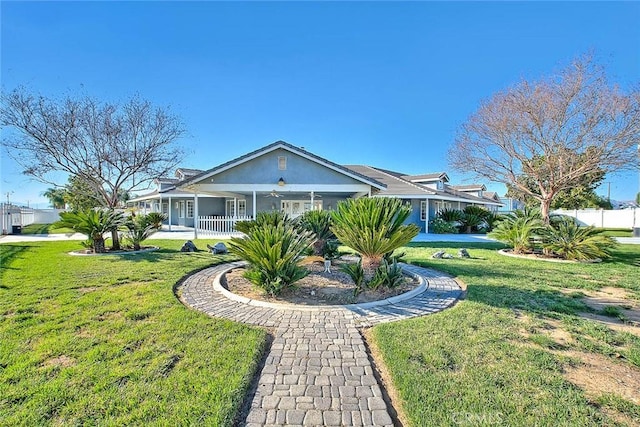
[207,242,228,254]
[458,248,471,258]
[432,251,446,259]
[442,253,453,259]
[180,240,198,252]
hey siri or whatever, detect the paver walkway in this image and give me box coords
[178,262,462,427]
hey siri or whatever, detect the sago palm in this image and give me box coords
[489,208,544,253]
[228,222,314,296]
[540,218,617,261]
[58,209,125,253]
[331,197,419,279]
[297,210,335,256]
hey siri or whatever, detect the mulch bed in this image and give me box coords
[221,257,418,306]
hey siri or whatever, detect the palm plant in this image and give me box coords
[539,218,617,261]
[228,222,314,296]
[122,213,163,250]
[235,211,292,235]
[58,209,126,253]
[436,208,464,222]
[489,208,544,254]
[331,197,419,280]
[42,188,67,209]
[297,210,335,256]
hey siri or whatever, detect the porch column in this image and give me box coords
[233,198,237,218]
[310,191,314,210]
[458,201,461,210]
[194,195,199,239]
[252,191,256,219]
[168,197,172,231]
[425,199,430,233]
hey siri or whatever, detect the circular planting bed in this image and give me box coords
[221,257,420,306]
[68,246,160,256]
[497,249,601,264]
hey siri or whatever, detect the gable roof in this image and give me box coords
[451,184,487,192]
[179,140,386,190]
[402,172,450,183]
[345,165,502,205]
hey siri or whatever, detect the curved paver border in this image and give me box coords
[177,261,462,426]
[211,262,429,312]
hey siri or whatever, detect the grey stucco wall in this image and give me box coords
[204,148,364,186]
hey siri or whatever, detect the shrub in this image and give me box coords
[340,260,365,296]
[298,210,335,256]
[436,208,464,222]
[228,222,313,296]
[331,197,419,280]
[369,258,405,290]
[58,209,126,253]
[235,211,293,235]
[459,212,485,233]
[122,213,162,250]
[539,218,617,261]
[429,217,459,234]
[489,208,544,254]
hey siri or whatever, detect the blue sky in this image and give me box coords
[2,1,639,208]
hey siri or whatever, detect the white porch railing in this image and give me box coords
[197,216,252,236]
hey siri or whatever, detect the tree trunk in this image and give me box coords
[313,239,325,256]
[111,228,120,250]
[94,237,106,253]
[361,255,382,283]
[540,198,552,224]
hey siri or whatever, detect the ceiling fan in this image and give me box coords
[265,189,283,198]
[308,192,322,198]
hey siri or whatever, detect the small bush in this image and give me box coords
[340,260,365,296]
[298,210,334,256]
[369,259,405,290]
[489,208,544,254]
[429,217,459,234]
[436,208,464,222]
[540,218,617,261]
[228,222,313,296]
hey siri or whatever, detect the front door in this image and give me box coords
[281,200,322,218]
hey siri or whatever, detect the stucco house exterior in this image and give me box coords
[128,141,502,236]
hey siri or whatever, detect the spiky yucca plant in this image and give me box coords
[331,197,419,280]
[297,210,335,256]
[58,209,126,253]
[540,218,617,261]
[489,208,544,254]
[228,222,313,296]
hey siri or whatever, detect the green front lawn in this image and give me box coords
[0,240,265,426]
[372,242,640,426]
[596,228,633,238]
[19,223,75,235]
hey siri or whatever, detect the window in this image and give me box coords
[179,201,186,218]
[186,201,194,218]
[435,201,451,213]
[420,201,427,221]
[226,200,246,217]
[162,203,168,215]
[278,156,287,170]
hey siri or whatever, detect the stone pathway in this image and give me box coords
[178,262,462,426]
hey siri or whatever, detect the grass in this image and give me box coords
[595,228,633,238]
[371,242,640,426]
[0,239,266,426]
[19,223,75,235]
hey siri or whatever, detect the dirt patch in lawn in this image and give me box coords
[562,350,640,405]
[579,286,640,327]
[42,355,76,369]
[222,258,418,306]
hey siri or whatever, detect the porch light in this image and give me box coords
[278,177,285,186]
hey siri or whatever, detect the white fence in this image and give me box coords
[1,204,66,234]
[553,208,640,228]
[197,216,252,236]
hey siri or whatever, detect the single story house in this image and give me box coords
[129,141,502,236]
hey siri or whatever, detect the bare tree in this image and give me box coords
[449,55,640,222]
[1,88,186,247]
